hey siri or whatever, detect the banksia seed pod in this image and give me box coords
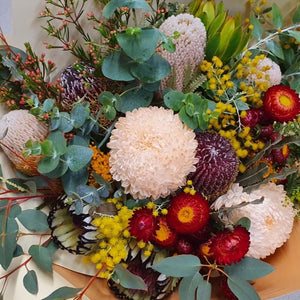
[0,110,49,176]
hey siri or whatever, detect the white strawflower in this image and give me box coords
[107,106,198,200]
[247,57,281,86]
[212,183,296,259]
[159,13,207,91]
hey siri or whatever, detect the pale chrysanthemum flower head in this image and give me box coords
[212,183,296,259]
[159,13,207,91]
[107,106,198,200]
[247,57,281,87]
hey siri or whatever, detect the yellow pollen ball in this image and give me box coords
[178,206,194,223]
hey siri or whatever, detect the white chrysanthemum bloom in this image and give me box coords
[212,183,296,259]
[159,13,207,91]
[247,57,281,86]
[107,106,198,200]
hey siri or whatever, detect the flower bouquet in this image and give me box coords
[1,0,300,299]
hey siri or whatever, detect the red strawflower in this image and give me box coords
[129,207,158,242]
[210,225,250,265]
[176,239,194,254]
[272,144,290,164]
[263,84,300,122]
[166,193,210,234]
[152,216,177,248]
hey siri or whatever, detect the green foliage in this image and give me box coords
[235,217,251,231]
[28,245,54,272]
[17,209,49,233]
[102,0,151,19]
[271,3,283,29]
[0,214,19,270]
[189,0,251,62]
[151,254,201,277]
[225,257,275,281]
[112,264,147,290]
[250,15,263,40]
[42,287,82,300]
[23,270,38,294]
[227,277,260,300]
[164,90,218,130]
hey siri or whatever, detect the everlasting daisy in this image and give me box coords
[108,106,198,200]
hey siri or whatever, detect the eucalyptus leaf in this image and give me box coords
[179,107,198,130]
[266,40,284,60]
[288,30,300,42]
[117,28,161,62]
[113,264,147,290]
[0,215,18,270]
[130,53,171,83]
[17,209,49,233]
[272,3,283,29]
[71,104,89,128]
[62,168,89,195]
[102,0,151,19]
[64,145,93,172]
[47,131,66,155]
[23,270,38,294]
[76,185,100,205]
[164,90,185,111]
[179,272,202,300]
[250,15,263,40]
[58,112,74,133]
[42,99,55,113]
[28,245,53,272]
[38,155,60,174]
[196,279,211,300]
[235,217,251,231]
[102,51,135,81]
[116,86,152,113]
[293,6,300,24]
[227,276,260,300]
[151,254,201,277]
[42,287,82,300]
[225,257,275,281]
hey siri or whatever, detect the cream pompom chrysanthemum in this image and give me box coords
[159,13,207,91]
[212,183,296,259]
[107,106,198,200]
[247,57,281,87]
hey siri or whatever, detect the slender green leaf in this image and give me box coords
[179,272,202,300]
[266,40,284,60]
[272,3,283,29]
[113,264,147,290]
[23,270,38,294]
[28,245,53,272]
[196,279,211,300]
[17,209,49,233]
[250,15,263,40]
[42,287,82,300]
[227,276,260,300]
[288,30,300,42]
[151,254,201,277]
[225,257,275,281]
[292,6,300,24]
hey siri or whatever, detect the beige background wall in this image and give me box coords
[1,0,299,77]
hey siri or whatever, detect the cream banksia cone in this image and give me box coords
[0,110,49,176]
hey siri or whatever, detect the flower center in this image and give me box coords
[155,224,170,241]
[178,206,194,223]
[265,215,275,230]
[279,95,292,107]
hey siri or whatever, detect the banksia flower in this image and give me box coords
[188,132,238,201]
[0,110,49,176]
[159,13,206,91]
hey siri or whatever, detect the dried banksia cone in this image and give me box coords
[60,62,124,127]
[188,131,238,201]
[0,110,49,176]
